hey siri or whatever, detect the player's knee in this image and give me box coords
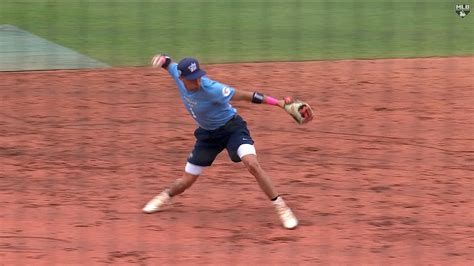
[244,159,261,175]
[183,173,199,185]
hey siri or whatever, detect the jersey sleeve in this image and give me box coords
[167,63,180,82]
[209,81,235,103]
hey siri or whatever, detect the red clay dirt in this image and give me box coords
[1,57,473,265]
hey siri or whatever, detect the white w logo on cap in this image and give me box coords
[188,63,197,73]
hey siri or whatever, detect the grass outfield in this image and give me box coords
[1,0,472,66]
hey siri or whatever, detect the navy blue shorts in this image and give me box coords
[187,115,254,166]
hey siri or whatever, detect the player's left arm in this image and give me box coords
[231,89,285,108]
[231,89,314,124]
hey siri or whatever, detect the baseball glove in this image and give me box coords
[283,96,314,124]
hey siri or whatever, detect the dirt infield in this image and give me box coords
[1,57,473,265]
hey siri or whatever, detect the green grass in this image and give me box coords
[1,0,472,66]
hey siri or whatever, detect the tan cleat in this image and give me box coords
[142,191,171,213]
[272,196,298,229]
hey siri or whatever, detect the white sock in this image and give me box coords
[272,196,286,207]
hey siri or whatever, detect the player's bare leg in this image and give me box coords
[167,172,199,197]
[241,154,298,229]
[143,171,199,213]
[241,154,278,199]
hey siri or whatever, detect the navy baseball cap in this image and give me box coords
[177,57,206,80]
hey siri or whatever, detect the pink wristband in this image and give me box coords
[264,96,279,105]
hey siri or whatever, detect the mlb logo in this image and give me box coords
[455,4,470,18]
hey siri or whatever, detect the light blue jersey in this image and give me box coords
[168,63,237,130]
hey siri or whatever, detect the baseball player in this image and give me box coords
[143,54,313,229]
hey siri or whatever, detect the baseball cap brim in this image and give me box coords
[181,69,206,80]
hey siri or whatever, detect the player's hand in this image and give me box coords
[151,54,172,68]
[151,54,165,68]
